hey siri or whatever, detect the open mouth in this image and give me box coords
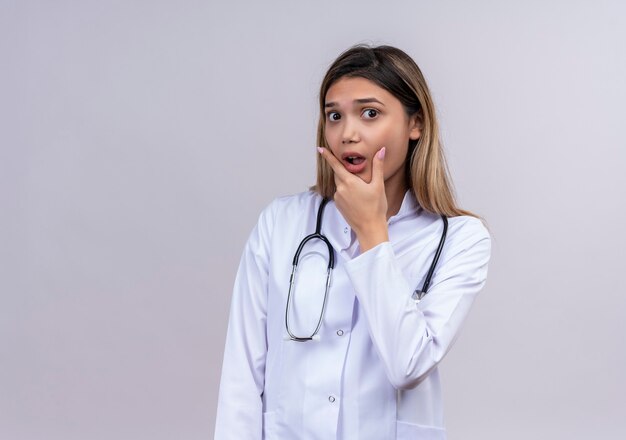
[345,156,366,165]
[341,152,367,173]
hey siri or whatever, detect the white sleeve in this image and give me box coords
[214,202,275,439]
[344,218,491,390]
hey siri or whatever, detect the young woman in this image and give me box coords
[214,45,491,440]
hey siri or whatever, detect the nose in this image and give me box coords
[341,118,360,144]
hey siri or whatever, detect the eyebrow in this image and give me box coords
[324,97,385,108]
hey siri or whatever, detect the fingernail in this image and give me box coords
[377,147,386,160]
[317,147,324,154]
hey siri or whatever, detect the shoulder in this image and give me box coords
[261,190,321,221]
[270,190,320,209]
[251,190,320,233]
[412,206,490,248]
[447,215,490,243]
[243,191,319,249]
[441,214,491,263]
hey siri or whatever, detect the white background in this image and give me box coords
[1,0,625,438]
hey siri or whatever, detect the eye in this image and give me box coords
[327,111,341,122]
[362,108,379,119]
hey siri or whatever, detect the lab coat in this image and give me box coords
[215,190,491,439]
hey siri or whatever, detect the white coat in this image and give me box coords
[214,190,491,439]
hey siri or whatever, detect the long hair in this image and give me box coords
[313,44,479,219]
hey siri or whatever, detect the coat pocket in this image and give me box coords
[396,420,446,439]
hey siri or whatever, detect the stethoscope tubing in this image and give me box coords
[285,199,334,342]
[415,214,448,300]
[285,197,447,341]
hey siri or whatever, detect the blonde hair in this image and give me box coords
[313,44,480,219]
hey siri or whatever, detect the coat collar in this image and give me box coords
[315,190,420,254]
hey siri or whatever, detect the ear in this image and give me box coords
[408,111,423,141]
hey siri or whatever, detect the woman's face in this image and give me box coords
[323,76,421,192]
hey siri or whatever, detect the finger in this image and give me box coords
[317,147,351,182]
[371,147,386,186]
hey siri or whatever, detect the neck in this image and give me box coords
[385,181,407,220]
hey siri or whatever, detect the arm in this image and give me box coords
[317,146,491,389]
[344,219,491,390]
[214,203,275,439]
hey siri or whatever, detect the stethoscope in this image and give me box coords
[285,197,448,342]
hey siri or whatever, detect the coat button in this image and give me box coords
[328,395,336,403]
[336,329,344,336]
